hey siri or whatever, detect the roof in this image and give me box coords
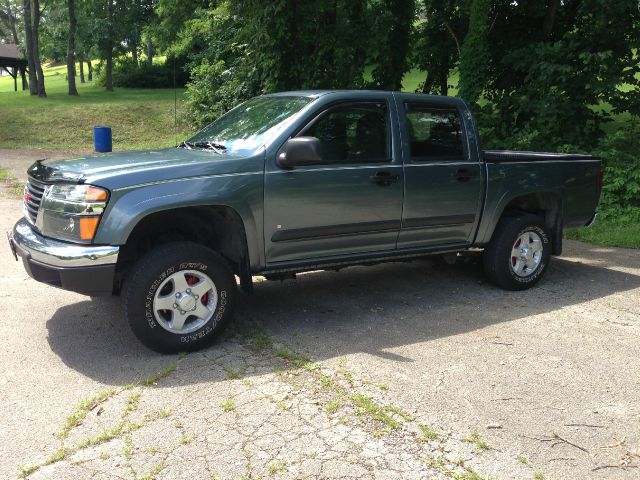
[0,43,27,69]
[0,43,22,60]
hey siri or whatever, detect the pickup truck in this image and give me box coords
[8,91,603,353]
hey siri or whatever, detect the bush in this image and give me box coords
[184,59,257,126]
[97,57,189,89]
[593,123,640,222]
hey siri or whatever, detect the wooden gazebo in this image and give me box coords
[0,44,27,91]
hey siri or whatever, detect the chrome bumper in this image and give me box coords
[8,217,119,268]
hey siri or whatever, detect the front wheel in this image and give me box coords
[122,242,236,353]
[483,214,551,291]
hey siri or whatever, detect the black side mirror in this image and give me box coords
[277,137,323,169]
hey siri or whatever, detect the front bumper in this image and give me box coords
[8,218,119,296]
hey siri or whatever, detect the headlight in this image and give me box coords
[39,184,110,243]
[48,184,109,202]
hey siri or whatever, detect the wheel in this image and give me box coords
[123,241,236,353]
[483,214,551,291]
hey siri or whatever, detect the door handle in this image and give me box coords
[369,171,399,186]
[454,168,475,182]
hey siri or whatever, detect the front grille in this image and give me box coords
[23,178,46,224]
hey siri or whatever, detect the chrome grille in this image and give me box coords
[23,178,46,224]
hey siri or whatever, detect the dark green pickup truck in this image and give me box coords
[8,91,603,352]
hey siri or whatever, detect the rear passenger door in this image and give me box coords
[396,96,483,249]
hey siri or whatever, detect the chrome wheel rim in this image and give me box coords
[153,270,218,334]
[510,231,543,277]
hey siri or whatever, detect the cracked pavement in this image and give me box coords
[1,154,639,479]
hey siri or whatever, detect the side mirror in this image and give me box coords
[277,137,323,169]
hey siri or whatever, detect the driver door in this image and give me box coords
[263,98,404,264]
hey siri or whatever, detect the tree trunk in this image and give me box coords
[32,0,46,97]
[87,57,92,81]
[146,39,153,66]
[439,74,448,96]
[542,0,560,39]
[131,44,138,64]
[105,0,113,91]
[22,0,38,95]
[79,57,85,83]
[20,66,27,90]
[67,0,78,95]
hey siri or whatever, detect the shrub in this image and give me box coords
[593,123,640,222]
[97,57,189,89]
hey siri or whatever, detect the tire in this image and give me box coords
[483,214,551,291]
[123,241,236,353]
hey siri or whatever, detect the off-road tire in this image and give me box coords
[123,242,236,353]
[483,214,551,291]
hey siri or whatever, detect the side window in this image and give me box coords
[405,104,465,160]
[301,102,390,164]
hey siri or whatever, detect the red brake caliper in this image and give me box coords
[187,275,207,304]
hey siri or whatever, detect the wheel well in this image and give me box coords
[499,192,563,255]
[115,206,248,291]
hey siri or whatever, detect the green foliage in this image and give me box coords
[174,5,260,125]
[594,123,640,222]
[458,0,490,104]
[477,0,640,150]
[369,0,416,90]
[97,57,187,88]
[413,1,468,95]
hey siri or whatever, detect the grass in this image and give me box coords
[418,423,440,442]
[0,167,24,198]
[464,431,490,451]
[219,398,235,412]
[0,61,449,153]
[565,217,640,249]
[0,62,190,151]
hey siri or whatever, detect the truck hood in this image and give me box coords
[27,148,264,190]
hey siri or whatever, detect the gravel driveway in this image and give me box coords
[1,152,639,480]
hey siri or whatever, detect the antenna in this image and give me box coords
[173,55,177,146]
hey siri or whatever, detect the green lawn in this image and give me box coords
[565,217,640,249]
[0,63,190,151]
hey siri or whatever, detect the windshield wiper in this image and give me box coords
[177,140,226,153]
[192,141,227,153]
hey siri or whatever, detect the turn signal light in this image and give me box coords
[79,216,100,241]
[85,186,109,201]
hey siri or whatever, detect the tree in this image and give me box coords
[414,0,468,95]
[22,0,37,94]
[458,0,490,105]
[369,0,416,90]
[30,0,45,96]
[66,0,77,94]
[0,0,21,44]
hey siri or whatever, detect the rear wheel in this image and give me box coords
[483,214,551,290]
[123,242,236,353]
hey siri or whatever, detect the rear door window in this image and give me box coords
[405,104,466,161]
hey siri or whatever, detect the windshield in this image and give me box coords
[184,96,313,155]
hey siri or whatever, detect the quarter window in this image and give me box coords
[301,102,390,164]
[405,104,465,160]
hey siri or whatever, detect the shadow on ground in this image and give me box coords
[45,248,640,386]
